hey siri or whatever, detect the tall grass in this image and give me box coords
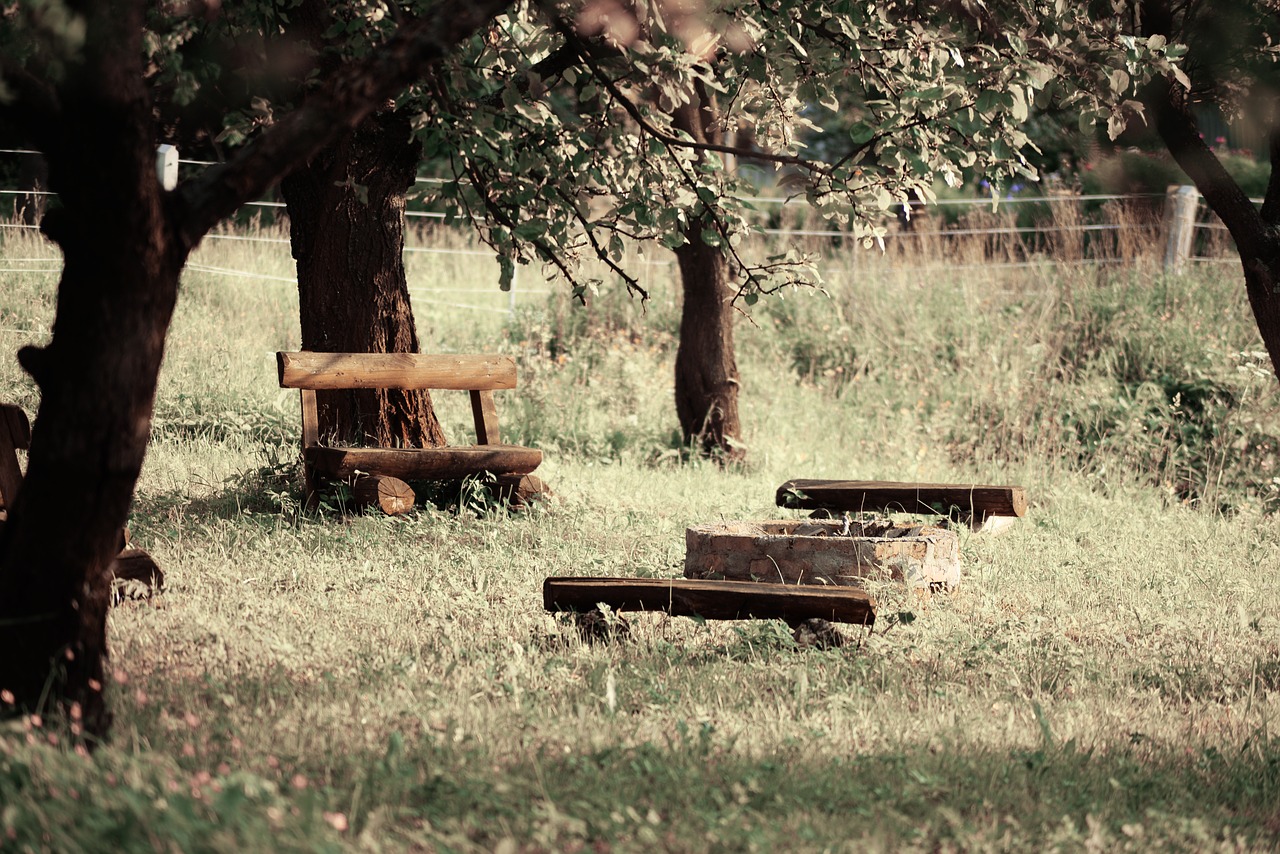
[1,214,1279,851]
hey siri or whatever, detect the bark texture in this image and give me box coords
[671,90,745,461]
[282,109,446,449]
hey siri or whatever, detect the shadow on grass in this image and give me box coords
[389,734,1280,850]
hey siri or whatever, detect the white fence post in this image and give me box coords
[1163,184,1198,274]
[156,144,179,191]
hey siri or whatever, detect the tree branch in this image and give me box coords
[542,7,832,175]
[176,0,514,248]
[1147,75,1267,257]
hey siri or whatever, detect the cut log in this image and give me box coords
[495,473,549,508]
[351,474,415,515]
[306,444,542,480]
[777,479,1027,519]
[543,577,876,627]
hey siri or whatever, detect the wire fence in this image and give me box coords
[0,145,1249,319]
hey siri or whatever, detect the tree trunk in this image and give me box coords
[671,91,745,461]
[0,1,185,741]
[281,109,446,449]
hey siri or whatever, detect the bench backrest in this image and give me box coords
[277,352,516,391]
[276,351,515,447]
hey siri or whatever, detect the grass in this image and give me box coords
[1,215,1280,851]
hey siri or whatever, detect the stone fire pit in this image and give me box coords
[684,519,960,591]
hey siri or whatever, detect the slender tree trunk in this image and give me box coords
[671,91,745,461]
[0,1,186,741]
[281,110,445,448]
[673,231,743,460]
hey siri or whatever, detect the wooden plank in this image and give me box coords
[306,444,542,480]
[278,351,517,391]
[0,405,30,450]
[543,577,876,626]
[0,405,29,510]
[469,389,501,444]
[299,389,319,448]
[776,479,1027,518]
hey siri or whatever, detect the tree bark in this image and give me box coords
[671,90,745,461]
[281,109,446,449]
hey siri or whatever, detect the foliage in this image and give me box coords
[132,1,1191,306]
[1081,148,1271,200]
[416,1,1187,303]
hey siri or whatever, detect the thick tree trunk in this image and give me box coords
[671,91,745,461]
[281,110,445,449]
[0,1,185,741]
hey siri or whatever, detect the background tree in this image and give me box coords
[415,1,1186,458]
[0,0,512,741]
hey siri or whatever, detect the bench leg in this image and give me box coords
[304,464,324,511]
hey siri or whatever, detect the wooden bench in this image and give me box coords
[277,351,544,510]
[0,403,162,599]
[776,478,1027,535]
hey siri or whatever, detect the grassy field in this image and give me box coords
[2,216,1280,852]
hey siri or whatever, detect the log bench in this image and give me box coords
[0,403,163,600]
[776,478,1027,535]
[277,351,545,511]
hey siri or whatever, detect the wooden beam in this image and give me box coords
[543,577,876,627]
[470,389,501,444]
[776,479,1027,519]
[306,444,542,480]
[277,351,517,391]
[0,404,29,509]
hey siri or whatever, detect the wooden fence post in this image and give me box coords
[1163,184,1198,274]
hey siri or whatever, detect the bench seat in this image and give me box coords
[306,443,542,480]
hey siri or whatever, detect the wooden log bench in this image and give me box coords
[543,577,876,628]
[277,351,545,511]
[0,403,163,600]
[776,478,1027,535]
